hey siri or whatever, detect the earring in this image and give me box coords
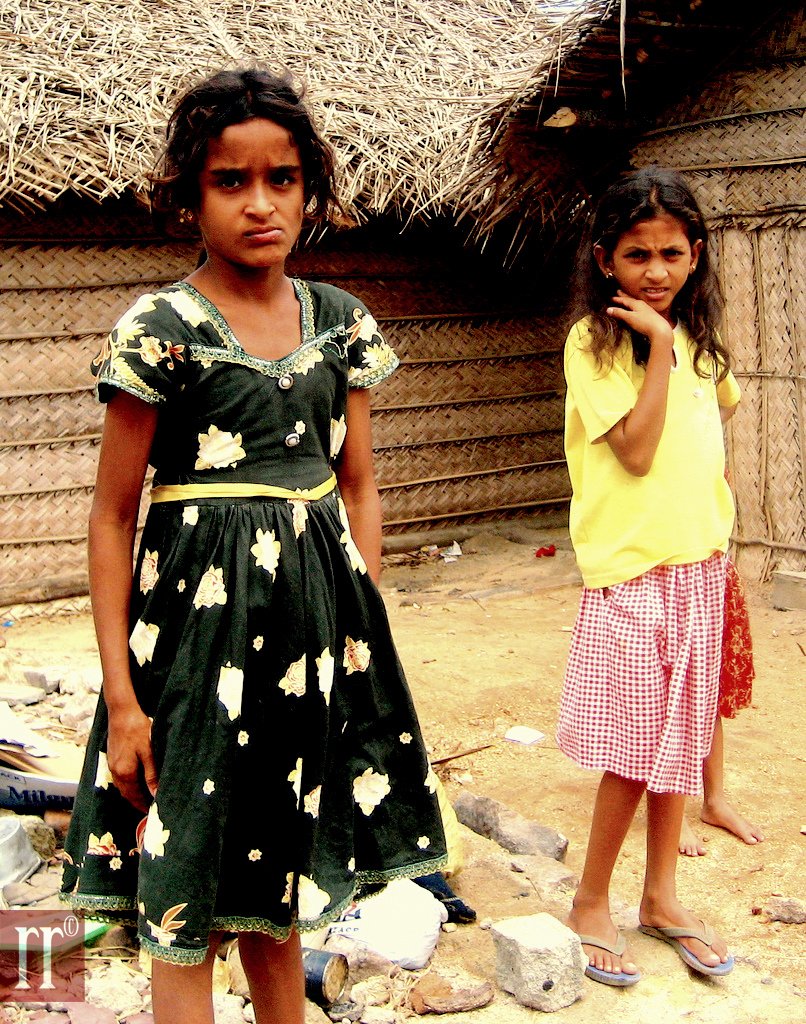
[689,263,696,274]
[179,208,195,224]
[605,271,615,280]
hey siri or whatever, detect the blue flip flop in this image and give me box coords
[638,922,734,976]
[578,932,641,987]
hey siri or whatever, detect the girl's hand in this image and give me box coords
[607,290,674,348]
[106,702,158,812]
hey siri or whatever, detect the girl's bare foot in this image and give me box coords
[701,794,765,845]
[567,902,640,978]
[639,897,730,970]
[679,816,707,857]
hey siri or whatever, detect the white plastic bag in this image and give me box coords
[327,878,447,969]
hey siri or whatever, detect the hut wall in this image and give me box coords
[0,201,567,607]
[630,8,806,581]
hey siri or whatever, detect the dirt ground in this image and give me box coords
[4,523,805,1023]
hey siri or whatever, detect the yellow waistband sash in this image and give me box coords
[150,474,337,504]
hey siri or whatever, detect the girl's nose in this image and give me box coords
[645,258,668,281]
[246,186,276,216]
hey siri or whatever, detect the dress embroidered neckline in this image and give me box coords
[175,279,316,367]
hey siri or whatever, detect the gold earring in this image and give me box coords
[689,263,696,274]
[179,208,195,224]
[605,271,614,280]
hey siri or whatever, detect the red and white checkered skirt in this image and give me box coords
[556,553,727,795]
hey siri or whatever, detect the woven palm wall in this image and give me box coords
[630,7,806,581]
[0,203,568,607]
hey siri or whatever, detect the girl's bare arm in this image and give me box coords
[89,391,159,810]
[603,291,675,476]
[335,387,383,583]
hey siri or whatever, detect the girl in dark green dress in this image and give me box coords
[61,68,446,1024]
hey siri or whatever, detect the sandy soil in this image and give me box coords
[3,523,805,1023]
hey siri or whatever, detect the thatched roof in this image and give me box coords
[0,0,612,226]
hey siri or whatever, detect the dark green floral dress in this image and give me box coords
[61,280,447,965]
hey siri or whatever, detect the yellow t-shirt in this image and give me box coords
[564,319,740,589]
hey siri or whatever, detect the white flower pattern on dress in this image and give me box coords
[238,731,249,746]
[253,635,264,651]
[353,767,390,816]
[288,757,303,804]
[182,505,199,526]
[142,803,170,858]
[86,832,118,856]
[304,786,321,818]
[289,500,309,538]
[279,655,306,698]
[399,733,412,745]
[94,751,114,790]
[195,425,246,470]
[297,874,331,920]
[425,767,438,794]
[348,857,355,873]
[165,290,210,327]
[248,849,262,862]
[139,550,159,594]
[294,348,324,375]
[129,620,159,666]
[147,903,187,947]
[177,579,186,592]
[343,636,371,674]
[337,498,367,574]
[193,566,227,609]
[202,779,215,795]
[316,648,335,705]
[330,416,347,458]
[294,420,306,435]
[217,663,243,721]
[110,856,122,870]
[417,836,430,850]
[251,528,281,577]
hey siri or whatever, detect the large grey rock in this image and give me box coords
[491,913,586,1012]
[453,791,568,861]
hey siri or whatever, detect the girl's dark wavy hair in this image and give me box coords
[569,166,729,379]
[149,67,345,225]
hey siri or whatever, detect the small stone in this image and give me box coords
[0,681,45,705]
[479,917,493,930]
[305,1002,332,1024]
[28,1013,70,1022]
[441,922,457,933]
[67,1003,119,1024]
[765,895,806,924]
[359,1008,396,1024]
[324,934,396,985]
[22,667,63,694]
[491,913,586,1012]
[122,1015,156,1024]
[212,992,246,1024]
[86,964,144,1018]
[326,1001,362,1022]
[349,976,390,1008]
[453,791,568,861]
[409,966,494,1014]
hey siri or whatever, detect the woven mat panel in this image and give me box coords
[684,167,806,223]
[4,437,100,492]
[381,355,563,407]
[2,335,102,392]
[0,595,92,623]
[0,539,87,586]
[381,464,570,524]
[719,229,769,581]
[658,61,805,123]
[634,111,802,171]
[382,503,570,534]
[373,432,565,485]
[371,394,564,448]
[0,486,93,539]
[0,243,198,289]
[1,284,153,335]
[1,390,101,442]
[381,317,565,360]
[758,228,806,563]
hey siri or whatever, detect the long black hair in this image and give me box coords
[569,167,728,378]
[149,67,345,226]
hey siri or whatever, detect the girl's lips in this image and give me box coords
[245,228,282,242]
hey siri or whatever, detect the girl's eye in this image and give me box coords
[216,172,243,189]
[271,170,297,187]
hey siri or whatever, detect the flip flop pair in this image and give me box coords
[578,932,641,987]
[638,922,734,976]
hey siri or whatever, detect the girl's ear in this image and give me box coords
[689,238,703,273]
[593,244,612,278]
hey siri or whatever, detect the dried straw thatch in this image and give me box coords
[0,0,611,225]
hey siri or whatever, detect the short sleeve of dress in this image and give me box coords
[344,300,399,388]
[91,291,188,405]
[716,368,741,409]
[564,320,637,443]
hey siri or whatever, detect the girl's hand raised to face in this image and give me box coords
[606,290,675,349]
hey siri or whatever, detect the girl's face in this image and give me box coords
[195,117,305,274]
[595,212,702,324]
